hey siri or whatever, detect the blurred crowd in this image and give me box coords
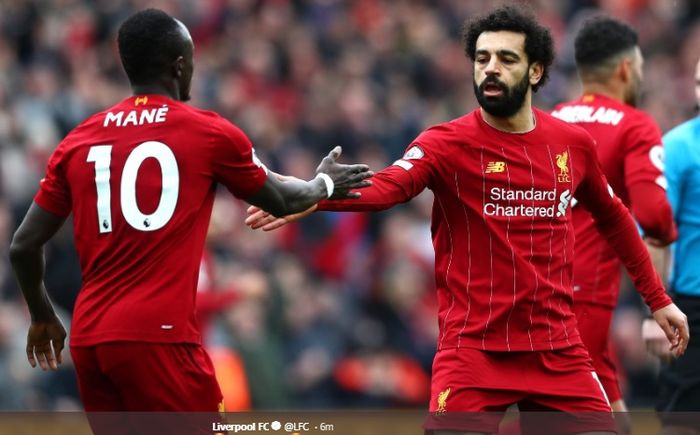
[1,0,699,411]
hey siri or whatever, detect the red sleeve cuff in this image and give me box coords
[34,191,71,217]
[648,294,673,313]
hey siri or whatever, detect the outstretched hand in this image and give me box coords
[246,204,317,231]
[652,303,689,358]
[245,146,372,230]
[316,146,373,199]
[26,315,66,370]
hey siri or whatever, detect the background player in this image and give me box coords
[8,8,371,433]
[247,6,688,434]
[643,55,700,435]
[550,16,677,417]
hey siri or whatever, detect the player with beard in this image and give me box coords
[245,6,688,434]
[550,17,677,422]
[476,57,531,118]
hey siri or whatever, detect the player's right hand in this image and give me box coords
[315,146,373,199]
[26,315,66,371]
[245,204,317,231]
[652,303,689,358]
[642,318,674,362]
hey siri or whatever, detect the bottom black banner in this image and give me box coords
[0,411,697,435]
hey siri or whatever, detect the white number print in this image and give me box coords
[87,145,113,233]
[87,141,180,233]
[649,145,668,190]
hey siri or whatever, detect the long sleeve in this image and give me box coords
[318,138,442,212]
[575,144,672,312]
[318,165,427,211]
[623,114,676,244]
[628,181,677,244]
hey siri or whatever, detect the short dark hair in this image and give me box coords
[117,9,186,85]
[462,6,554,92]
[574,16,638,71]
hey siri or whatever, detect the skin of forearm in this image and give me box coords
[271,177,327,217]
[9,245,55,322]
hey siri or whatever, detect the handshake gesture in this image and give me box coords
[246,145,372,226]
[316,146,373,200]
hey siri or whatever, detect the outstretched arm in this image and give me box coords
[10,203,68,370]
[245,147,373,217]
[246,131,442,229]
[246,163,429,230]
[317,164,426,211]
[211,121,372,218]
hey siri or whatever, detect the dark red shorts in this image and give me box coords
[574,302,622,403]
[71,342,223,435]
[425,344,614,434]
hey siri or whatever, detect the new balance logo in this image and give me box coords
[485,161,506,173]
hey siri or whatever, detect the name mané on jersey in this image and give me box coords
[103,96,169,127]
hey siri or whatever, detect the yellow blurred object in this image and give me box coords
[209,346,251,411]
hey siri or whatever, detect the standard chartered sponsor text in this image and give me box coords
[484,187,571,217]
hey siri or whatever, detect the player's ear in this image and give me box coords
[618,57,631,83]
[529,62,544,86]
[173,56,185,79]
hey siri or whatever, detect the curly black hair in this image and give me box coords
[462,6,554,92]
[118,9,187,85]
[574,16,637,70]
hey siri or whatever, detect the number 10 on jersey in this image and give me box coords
[87,141,179,233]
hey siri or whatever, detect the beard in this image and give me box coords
[623,73,641,107]
[474,73,530,118]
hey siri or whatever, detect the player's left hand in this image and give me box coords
[315,146,373,199]
[652,303,689,357]
[26,315,67,371]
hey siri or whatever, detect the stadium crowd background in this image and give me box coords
[0,0,699,411]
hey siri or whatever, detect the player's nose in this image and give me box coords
[484,57,501,75]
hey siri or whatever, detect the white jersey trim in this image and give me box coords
[393,159,413,170]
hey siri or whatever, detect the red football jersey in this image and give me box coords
[35,94,267,346]
[318,108,670,352]
[552,94,675,307]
